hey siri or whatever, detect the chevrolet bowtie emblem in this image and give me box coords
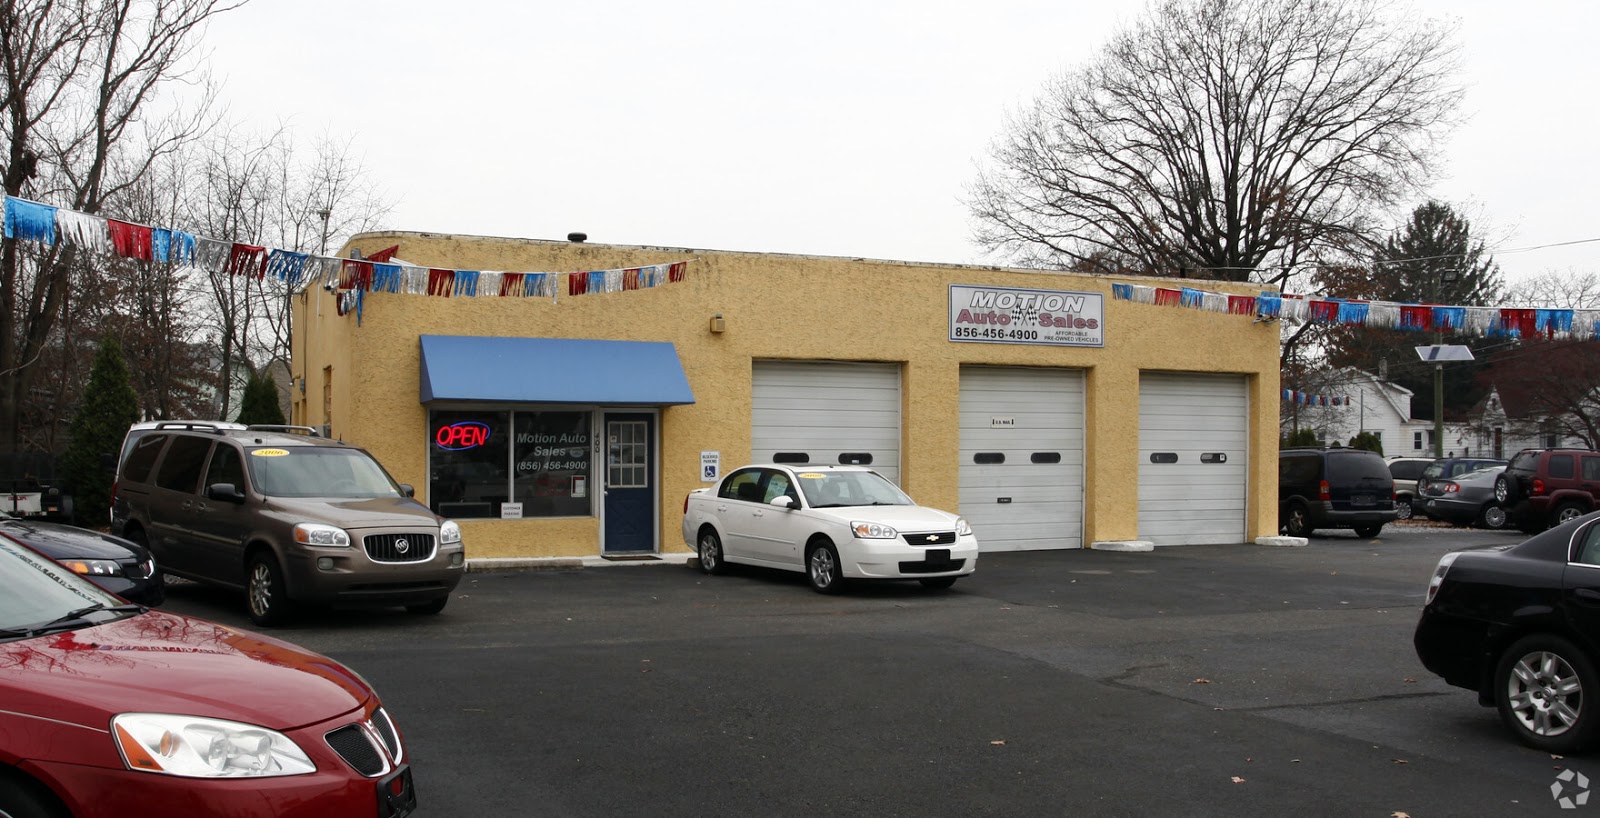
[926,535,939,542]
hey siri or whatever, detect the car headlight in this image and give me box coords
[955,517,973,537]
[112,713,316,778]
[62,558,122,577]
[851,521,898,539]
[439,519,462,545]
[293,523,350,547]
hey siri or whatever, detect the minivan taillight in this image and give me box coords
[1533,478,1546,496]
[1319,479,1330,502]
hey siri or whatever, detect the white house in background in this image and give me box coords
[1283,368,1431,456]
[1444,385,1590,459]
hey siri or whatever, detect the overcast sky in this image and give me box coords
[199,0,1598,286]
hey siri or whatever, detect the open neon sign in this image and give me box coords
[436,421,491,450]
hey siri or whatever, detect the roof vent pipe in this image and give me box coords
[567,232,587,243]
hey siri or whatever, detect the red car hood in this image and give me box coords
[0,610,370,731]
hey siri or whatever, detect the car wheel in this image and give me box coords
[1394,501,1413,521]
[1479,504,1509,530]
[0,772,68,818]
[1282,502,1313,538]
[1495,634,1600,753]
[246,553,294,627]
[920,577,958,590]
[1552,502,1588,528]
[1494,475,1517,505]
[806,540,845,595]
[406,597,448,615]
[1353,524,1383,539]
[697,528,727,575]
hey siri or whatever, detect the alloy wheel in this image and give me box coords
[1507,650,1583,738]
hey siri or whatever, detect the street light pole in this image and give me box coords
[1431,266,1459,458]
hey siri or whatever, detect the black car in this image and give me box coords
[0,511,164,606]
[1278,447,1398,538]
[1415,512,1600,752]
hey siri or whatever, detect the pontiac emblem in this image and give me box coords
[395,538,410,554]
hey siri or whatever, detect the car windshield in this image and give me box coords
[0,535,125,637]
[795,470,913,508]
[1458,466,1504,481]
[246,447,401,499]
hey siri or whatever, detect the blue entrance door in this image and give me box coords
[603,413,655,553]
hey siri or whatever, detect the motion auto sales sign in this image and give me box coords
[948,285,1104,347]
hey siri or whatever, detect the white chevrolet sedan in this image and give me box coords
[682,464,978,593]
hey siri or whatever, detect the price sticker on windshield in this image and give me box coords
[797,473,827,479]
[250,449,290,457]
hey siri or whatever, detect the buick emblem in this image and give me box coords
[395,538,410,554]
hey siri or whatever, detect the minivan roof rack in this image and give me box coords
[245,424,324,437]
[153,421,229,433]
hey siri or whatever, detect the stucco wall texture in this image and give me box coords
[291,232,1282,560]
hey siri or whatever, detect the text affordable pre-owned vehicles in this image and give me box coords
[683,464,978,593]
[111,423,464,626]
[0,533,416,818]
[1416,511,1600,752]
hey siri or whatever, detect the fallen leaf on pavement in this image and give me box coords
[1193,678,1212,684]
[1231,777,1246,784]
[990,740,1006,746]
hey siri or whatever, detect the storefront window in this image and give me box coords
[428,410,593,519]
[513,412,592,517]
[429,411,510,518]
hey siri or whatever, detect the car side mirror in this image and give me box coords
[206,483,246,503]
[770,496,795,510]
[399,484,416,498]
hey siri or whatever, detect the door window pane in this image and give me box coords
[607,421,647,489]
[155,437,213,493]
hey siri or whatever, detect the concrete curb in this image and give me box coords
[1088,540,1155,552]
[468,553,695,573]
[1255,536,1309,547]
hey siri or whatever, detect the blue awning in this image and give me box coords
[419,335,695,405]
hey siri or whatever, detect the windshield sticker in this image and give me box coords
[250,449,290,457]
[797,473,826,479]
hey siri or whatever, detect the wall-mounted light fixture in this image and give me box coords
[709,313,726,333]
[296,376,306,394]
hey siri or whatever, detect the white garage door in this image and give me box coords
[752,361,901,483]
[959,366,1085,551]
[1138,372,1249,546]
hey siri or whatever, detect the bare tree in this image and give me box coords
[1505,269,1600,310]
[0,0,243,450]
[181,124,392,418]
[969,0,1462,285]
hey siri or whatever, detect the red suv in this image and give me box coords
[1495,448,1600,532]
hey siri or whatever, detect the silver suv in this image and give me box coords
[111,423,464,625]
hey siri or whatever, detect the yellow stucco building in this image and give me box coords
[291,232,1282,562]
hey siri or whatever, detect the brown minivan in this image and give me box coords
[111,423,464,625]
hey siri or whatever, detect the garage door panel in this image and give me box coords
[752,362,901,484]
[1137,373,1249,546]
[959,366,1084,552]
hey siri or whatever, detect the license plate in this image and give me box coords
[1350,495,1374,507]
[377,765,416,818]
[925,548,951,563]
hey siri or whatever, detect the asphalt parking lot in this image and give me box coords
[161,522,1591,816]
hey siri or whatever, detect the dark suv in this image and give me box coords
[1279,448,1398,538]
[1495,448,1600,532]
[111,423,465,625]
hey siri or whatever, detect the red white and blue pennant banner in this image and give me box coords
[2,195,689,300]
[1111,282,1597,341]
[1282,389,1348,406]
